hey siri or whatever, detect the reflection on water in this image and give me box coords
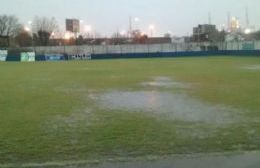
[94,91,239,125]
[141,76,191,89]
[243,65,260,70]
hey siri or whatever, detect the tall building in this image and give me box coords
[243,8,255,34]
[230,17,240,32]
[193,24,217,42]
[66,19,80,33]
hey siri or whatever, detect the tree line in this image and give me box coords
[2,14,260,48]
[0,15,58,47]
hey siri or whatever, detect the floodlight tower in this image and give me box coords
[227,12,231,32]
[149,24,155,37]
[129,16,132,38]
[245,7,250,28]
[208,12,212,25]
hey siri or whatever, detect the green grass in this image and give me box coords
[0,56,260,164]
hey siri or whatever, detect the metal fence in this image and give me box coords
[18,41,260,56]
[2,41,260,61]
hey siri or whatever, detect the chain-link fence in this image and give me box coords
[2,41,260,61]
[19,41,259,56]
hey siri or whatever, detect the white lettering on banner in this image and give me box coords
[71,54,91,60]
[21,52,36,62]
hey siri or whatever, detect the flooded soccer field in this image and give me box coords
[0,56,260,167]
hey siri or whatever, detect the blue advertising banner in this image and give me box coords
[45,54,65,61]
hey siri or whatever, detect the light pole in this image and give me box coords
[129,16,140,38]
[27,20,36,52]
[84,25,92,39]
[149,24,155,37]
[120,30,127,37]
[24,25,36,53]
[80,20,84,35]
[134,17,140,30]
[63,32,71,55]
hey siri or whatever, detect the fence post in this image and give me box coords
[147,43,150,56]
[63,44,66,55]
[106,45,108,54]
[120,44,123,55]
[91,45,95,54]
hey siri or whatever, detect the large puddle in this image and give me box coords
[141,76,191,89]
[91,77,241,125]
[242,64,260,71]
[93,91,240,125]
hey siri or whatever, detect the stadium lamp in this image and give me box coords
[120,30,127,36]
[84,25,92,33]
[149,24,155,37]
[24,26,31,32]
[50,32,55,38]
[149,24,155,30]
[134,17,140,22]
[64,32,71,40]
[244,28,251,34]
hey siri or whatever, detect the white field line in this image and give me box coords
[1,151,260,168]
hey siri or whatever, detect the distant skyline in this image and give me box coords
[1,0,260,36]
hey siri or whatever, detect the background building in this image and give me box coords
[66,19,80,33]
[193,24,218,42]
[230,17,240,32]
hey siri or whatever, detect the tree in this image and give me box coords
[0,15,22,47]
[130,30,148,44]
[131,29,142,39]
[111,31,127,45]
[137,34,148,44]
[208,30,226,42]
[164,33,172,38]
[76,35,84,45]
[246,31,260,40]
[15,30,32,47]
[32,16,58,46]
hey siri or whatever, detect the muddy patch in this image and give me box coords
[44,108,97,135]
[242,65,260,71]
[43,108,98,146]
[92,91,240,125]
[175,125,218,140]
[55,84,90,93]
[141,76,191,89]
[2,151,260,168]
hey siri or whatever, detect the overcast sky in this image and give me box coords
[1,0,260,36]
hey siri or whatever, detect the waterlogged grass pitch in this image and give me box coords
[0,56,260,164]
